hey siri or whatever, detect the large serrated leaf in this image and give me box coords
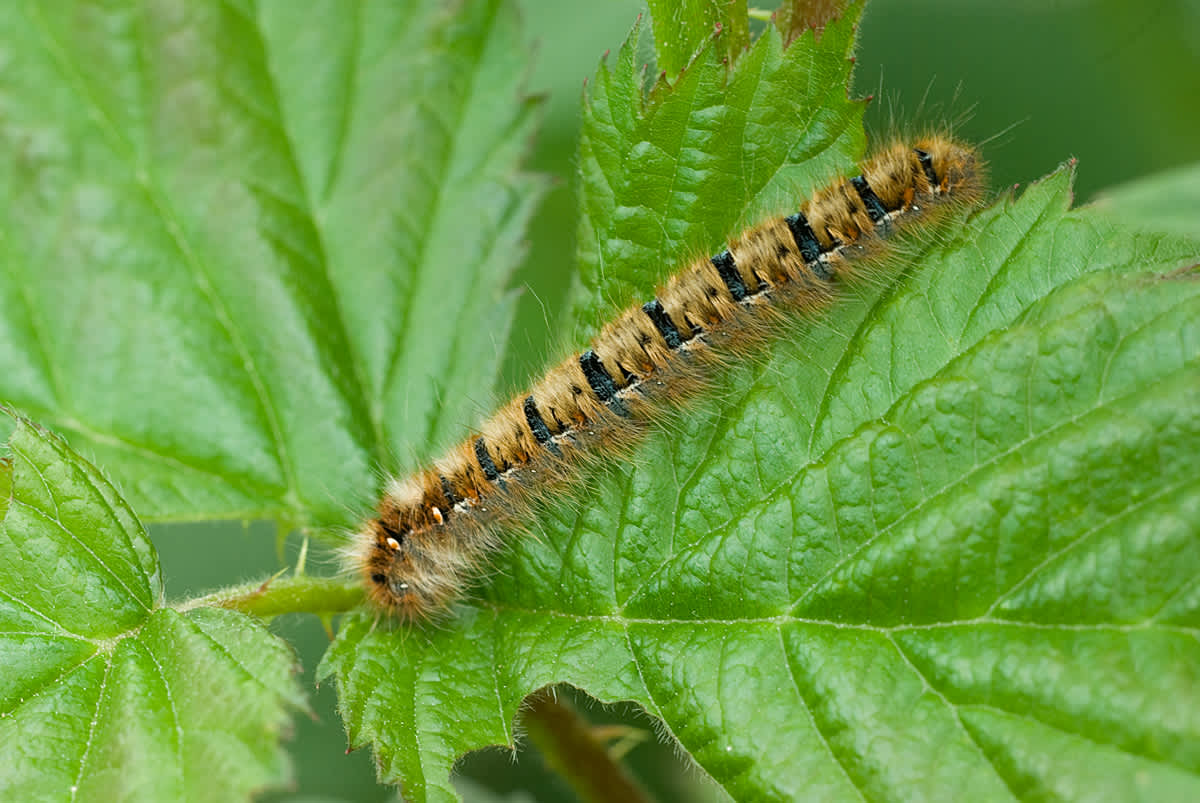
[0,0,542,527]
[0,416,305,802]
[321,11,1200,799]
[322,176,1200,801]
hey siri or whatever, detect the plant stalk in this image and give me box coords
[178,574,364,619]
[522,687,653,803]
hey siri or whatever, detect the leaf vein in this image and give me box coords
[775,624,866,801]
[69,652,112,802]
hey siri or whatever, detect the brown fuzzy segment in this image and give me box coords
[354,136,985,621]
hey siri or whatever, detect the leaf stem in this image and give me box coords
[177,574,364,619]
[521,687,653,803]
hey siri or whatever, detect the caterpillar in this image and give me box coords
[353,135,984,621]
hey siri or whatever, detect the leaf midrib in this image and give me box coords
[250,4,389,470]
[379,0,508,452]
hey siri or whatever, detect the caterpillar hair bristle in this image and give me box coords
[352,135,985,622]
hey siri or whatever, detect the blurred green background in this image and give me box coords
[148,1,1200,800]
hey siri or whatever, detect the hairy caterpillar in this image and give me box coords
[353,136,984,621]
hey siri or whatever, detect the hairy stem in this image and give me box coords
[178,574,364,619]
[522,687,653,803]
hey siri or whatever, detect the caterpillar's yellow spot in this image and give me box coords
[351,135,985,622]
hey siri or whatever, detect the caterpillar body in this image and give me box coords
[355,136,984,621]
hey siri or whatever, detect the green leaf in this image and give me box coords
[0,416,305,801]
[322,17,1200,802]
[645,0,749,76]
[0,458,10,521]
[325,208,1200,802]
[573,3,866,336]
[2,2,1198,801]
[1094,160,1200,241]
[0,0,541,527]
